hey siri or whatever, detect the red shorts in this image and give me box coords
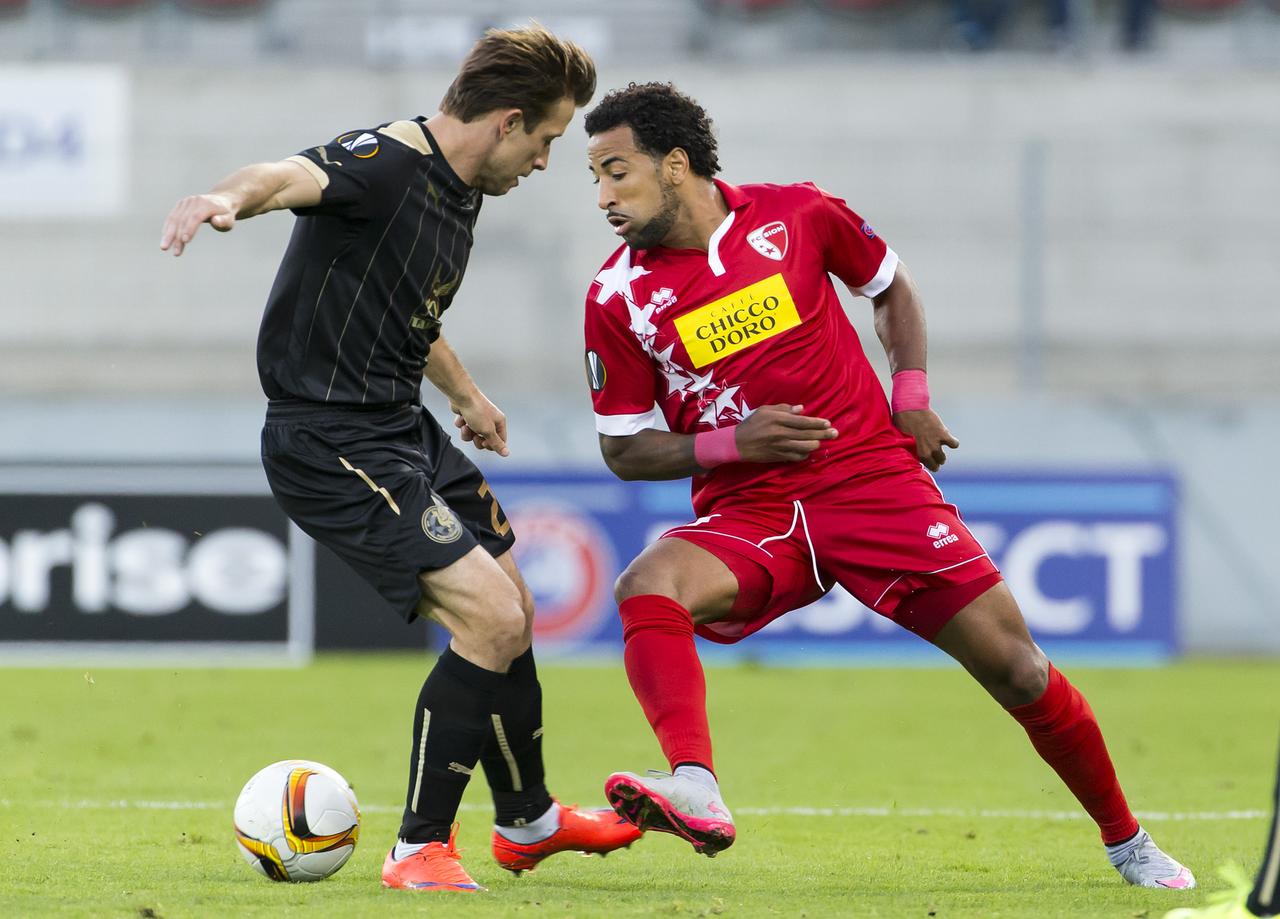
[660,463,1000,644]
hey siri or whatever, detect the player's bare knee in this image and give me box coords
[492,606,527,662]
[484,584,527,658]
[1017,647,1051,701]
[442,574,525,660]
[461,599,524,664]
[995,645,1050,707]
[614,562,675,606]
[517,581,536,623]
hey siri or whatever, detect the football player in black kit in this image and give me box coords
[160,24,641,893]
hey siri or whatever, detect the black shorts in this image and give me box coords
[261,400,515,622]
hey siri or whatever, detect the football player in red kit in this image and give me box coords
[579,81,1193,890]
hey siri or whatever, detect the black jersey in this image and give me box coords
[256,118,482,405]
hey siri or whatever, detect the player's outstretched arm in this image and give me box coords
[424,336,510,458]
[871,263,959,471]
[159,160,322,256]
[599,404,838,481]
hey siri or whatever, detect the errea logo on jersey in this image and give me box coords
[747,222,788,261]
[928,522,960,548]
[673,273,801,368]
[650,287,678,316]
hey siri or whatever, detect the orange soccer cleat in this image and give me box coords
[381,823,484,893]
[492,802,644,874]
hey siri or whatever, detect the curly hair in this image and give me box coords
[584,82,721,178]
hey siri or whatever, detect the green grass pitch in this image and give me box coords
[2,656,1276,918]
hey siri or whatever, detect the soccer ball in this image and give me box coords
[233,759,361,882]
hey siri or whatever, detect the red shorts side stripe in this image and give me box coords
[654,463,1004,645]
[870,551,993,613]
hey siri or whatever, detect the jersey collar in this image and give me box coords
[715,178,750,212]
[641,179,749,277]
[707,179,749,277]
[418,119,473,196]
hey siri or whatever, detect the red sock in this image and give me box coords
[618,595,715,774]
[1007,664,1139,844]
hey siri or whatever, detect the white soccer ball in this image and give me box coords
[233,759,361,882]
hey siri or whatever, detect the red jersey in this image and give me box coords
[584,179,917,515]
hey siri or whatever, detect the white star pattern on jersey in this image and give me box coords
[627,299,659,342]
[592,251,754,429]
[699,386,751,426]
[593,257,651,306]
[652,341,676,364]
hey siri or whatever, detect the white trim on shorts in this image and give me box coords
[871,552,992,611]
[664,499,825,591]
[662,524,777,559]
[793,500,827,592]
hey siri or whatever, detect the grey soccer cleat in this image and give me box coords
[605,770,736,857]
[1110,827,1197,889]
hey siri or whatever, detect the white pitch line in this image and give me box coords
[0,799,1266,821]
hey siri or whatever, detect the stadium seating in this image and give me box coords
[63,0,150,10]
[815,0,908,11]
[176,0,263,12]
[1157,0,1245,11]
[53,0,263,10]
[702,0,795,12]
[0,0,1267,32]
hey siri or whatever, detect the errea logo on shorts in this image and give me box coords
[673,273,801,368]
[928,522,960,549]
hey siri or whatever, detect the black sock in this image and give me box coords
[674,761,716,777]
[480,646,554,826]
[1248,736,1280,917]
[399,646,505,844]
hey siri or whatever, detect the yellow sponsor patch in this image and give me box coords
[673,273,801,368]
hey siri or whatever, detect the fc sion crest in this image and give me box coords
[747,222,788,261]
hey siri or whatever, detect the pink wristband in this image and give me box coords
[694,425,741,468]
[891,369,930,414]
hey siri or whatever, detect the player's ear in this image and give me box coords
[499,109,523,138]
[666,147,690,185]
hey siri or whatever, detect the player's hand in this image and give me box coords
[450,392,509,458]
[893,409,959,471]
[734,404,838,463]
[160,193,238,256]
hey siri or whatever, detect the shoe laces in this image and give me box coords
[428,822,463,861]
[1124,835,1170,870]
[1130,846,1158,867]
